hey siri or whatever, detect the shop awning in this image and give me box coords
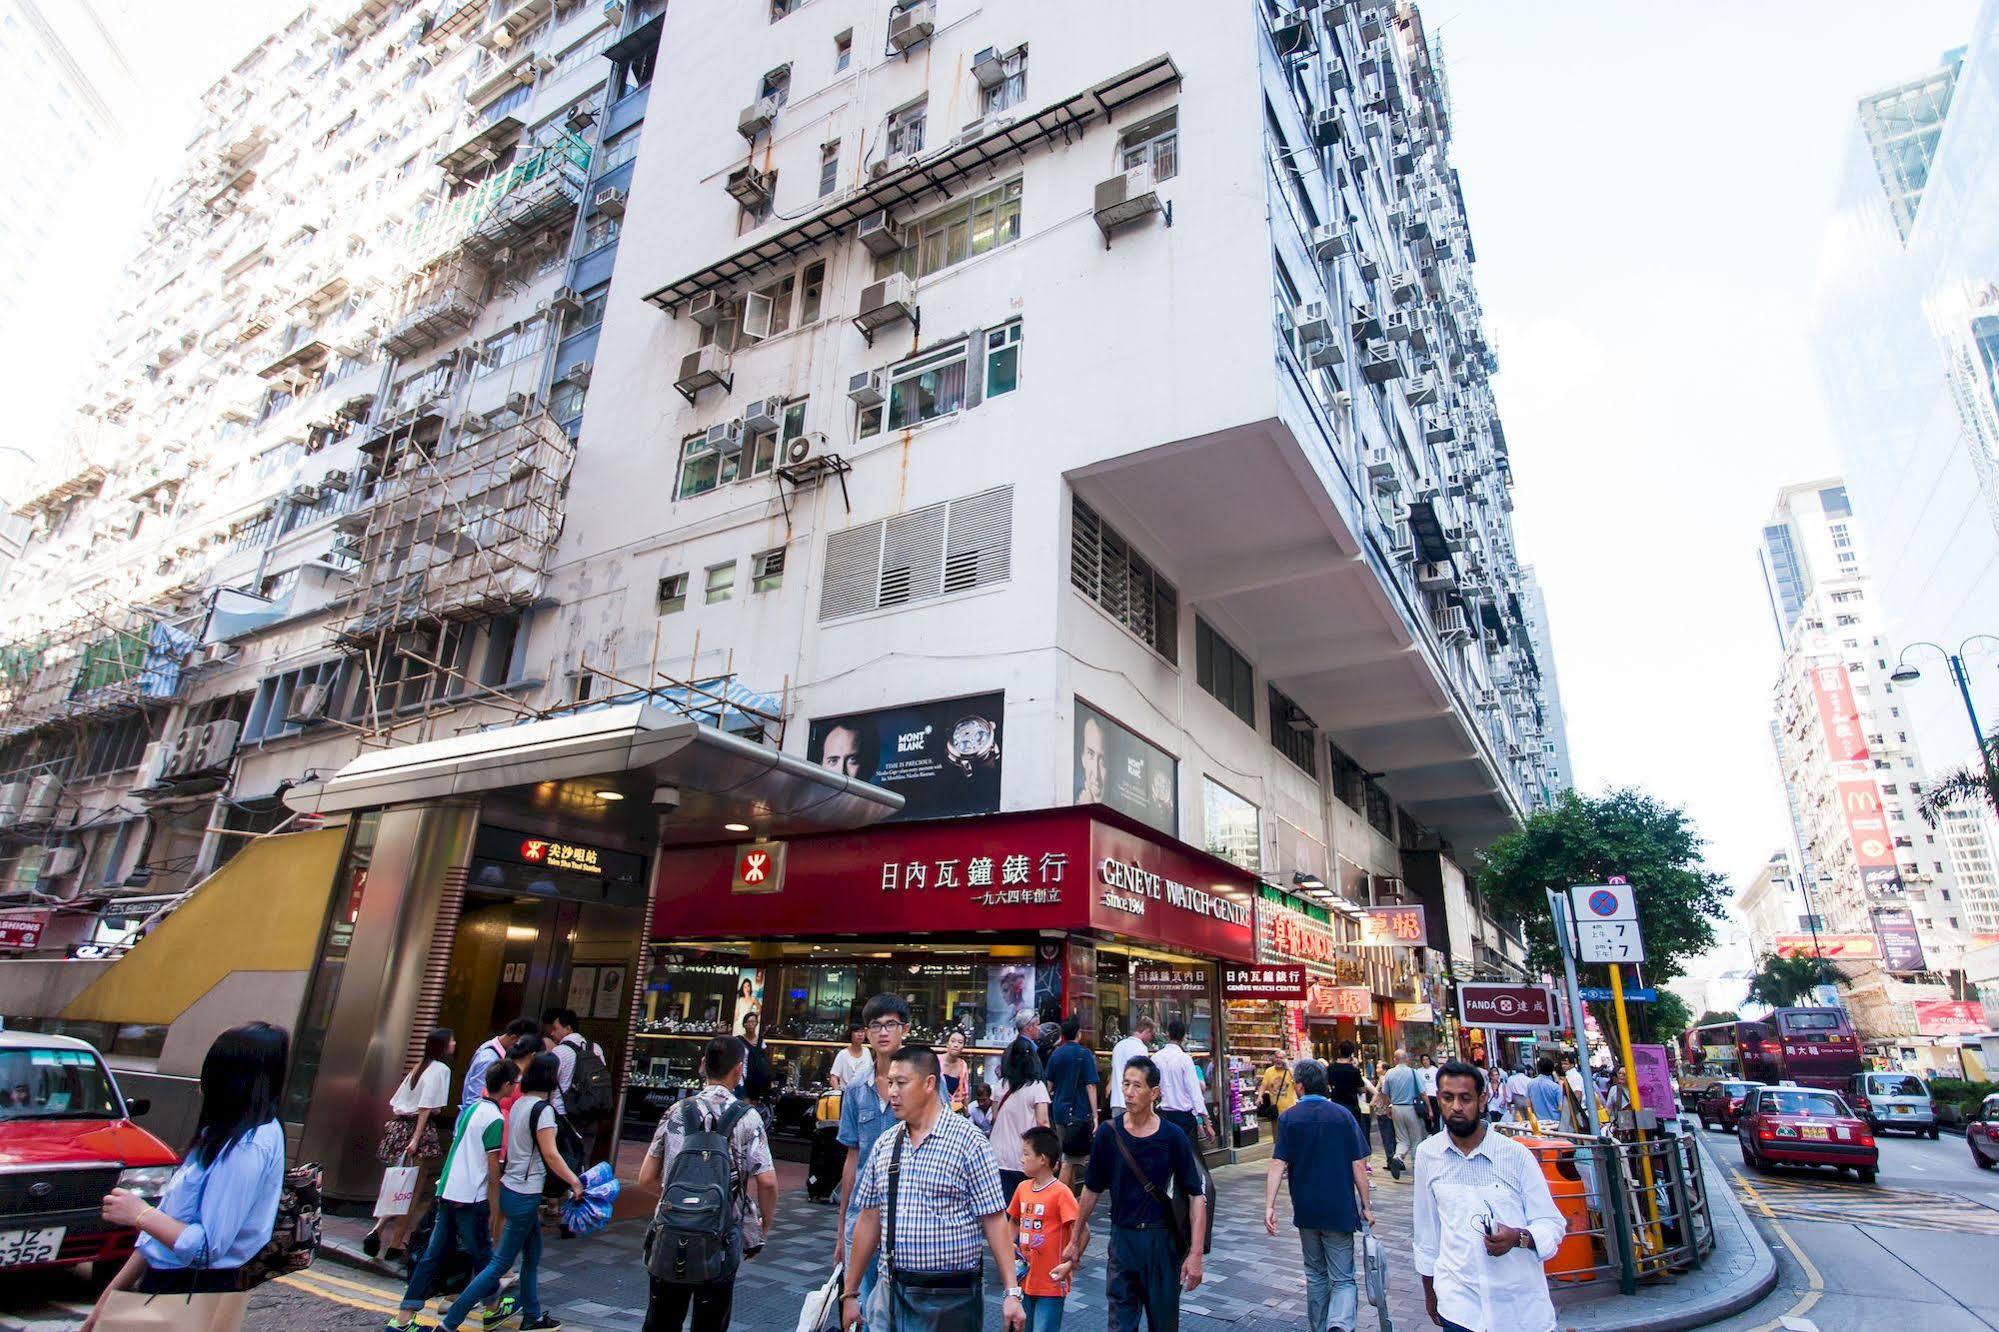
[282,703,903,842]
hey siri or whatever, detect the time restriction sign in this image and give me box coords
[1569,882,1645,964]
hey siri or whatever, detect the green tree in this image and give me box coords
[1916,735,1999,827]
[1478,788,1730,984]
[1650,990,1693,1042]
[1745,951,1833,1008]
[1694,1009,1741,1029]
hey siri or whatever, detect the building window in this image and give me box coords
[985,321,1022,397]
[819,141,840,197]
[549,381,587,429]
[1120,107,1178,180]
[744,272,796,340]
[770,0,799,19]
[475,316,546,377]
[982,47,1027,115]
[834,28,852,72]
[1269,685,1317,775]
[705,562,736,604]
[877,178,1023,280]
[570,283,610,333]
[886,99,926,157]
[656,573,687,614]
[1196,618,1255,727]
[884,341,969,430]
[1830,523,1852,549]
[819,486,1013,620]
[759,64,791,106]
[800,260,826,323]
[583,212,623,252]
[678,430,750,498]
[1070,496,1178,663]
[752,547,786,593]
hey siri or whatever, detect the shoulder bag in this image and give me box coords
[1107,1123,1190,1258]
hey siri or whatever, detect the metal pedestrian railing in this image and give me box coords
[1497,1124,1716,1294]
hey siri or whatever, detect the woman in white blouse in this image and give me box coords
[367,1027,456,1260]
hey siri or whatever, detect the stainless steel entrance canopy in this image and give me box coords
[283,702,902,841]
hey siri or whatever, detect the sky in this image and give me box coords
[1437,1,1980,903]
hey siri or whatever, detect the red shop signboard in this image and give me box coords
[650,807,1258,962]
[1224,965,1308,1001]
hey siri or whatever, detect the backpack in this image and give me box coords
[235,1161,321,1289]
[645,1097,752,1286]
[563,1035,615,1124]
[528,1099,589,1200]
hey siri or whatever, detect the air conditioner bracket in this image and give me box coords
[773,452,853,523]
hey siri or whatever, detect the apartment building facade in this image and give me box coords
[0,0,1555,1176]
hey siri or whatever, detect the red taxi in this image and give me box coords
[1737,1084,1877,1183]
[1695,1080,1763,1132]
[0,1031,178,1273]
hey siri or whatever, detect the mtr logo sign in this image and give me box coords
[518,839,603,875]
[731,842,787,894]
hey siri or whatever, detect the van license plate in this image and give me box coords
[0,1228,65,1267]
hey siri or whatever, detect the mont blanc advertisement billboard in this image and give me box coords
[1074,699,1179,836]
[807,692,1004,822]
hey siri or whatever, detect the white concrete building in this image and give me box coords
[1735,850,1809,961]
[1518,565,1572,801]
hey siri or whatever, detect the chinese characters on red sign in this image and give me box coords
[1360,905,1427,947]
[879,850,1069,909]
[1223,965,1308,1000]
[1131,965,1209,996]
[1310,984,1374,1018]
[1265,909,1340,965]
[1810,664,1871,765]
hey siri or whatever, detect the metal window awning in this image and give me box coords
[604,13,664,68]
[437,115,525,177]
[642,53,1182,314]
[282,703,904,842]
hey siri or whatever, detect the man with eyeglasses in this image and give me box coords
[835,994,944,1327]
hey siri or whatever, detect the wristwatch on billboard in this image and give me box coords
[945,714,1000,776]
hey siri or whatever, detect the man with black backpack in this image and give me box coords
[543,1007,613,1130]
[638,1036,778,1331]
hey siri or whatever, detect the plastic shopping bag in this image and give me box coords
[796,1265,844,1332]
[373,1164,417,1218]
[559,1161,621,1237]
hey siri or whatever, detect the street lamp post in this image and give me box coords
[1890,636,1999,815]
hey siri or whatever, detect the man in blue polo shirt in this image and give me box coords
[1264,1059,1372,1332]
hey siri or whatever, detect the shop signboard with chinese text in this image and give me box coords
[1223,965,1308,1000]
[1133,965,1210,997]
[1872,905,1926,972]
[1360,905,1427,948]
[1261,904,1342,970]
[807,692,1003,822]
[1773,933,1880,960]
[1074,699,1178,836]
[1913,1000,1986,1036]
[0,911,47,950]
[1310,984,1373,1018]
[1456,983,1558,1029]
[1629,1043,1675,1116]
[648,807,1257,962]
[1810,664,1871,765]
[474,825,647,900]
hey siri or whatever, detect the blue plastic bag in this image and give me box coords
[561,1161,621,1236]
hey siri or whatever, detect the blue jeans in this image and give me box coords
[1298,1228,1357,1331]
[401,1199,492,1311]
[1024,1293,1066,1330]
[444,1187,542,1328]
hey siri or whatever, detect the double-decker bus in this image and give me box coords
[1676,1008,1863,1105]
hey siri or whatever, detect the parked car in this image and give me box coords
[1737,1084,1878,1182]
[1846,1070,1939,1139]
[1969,1093,1999,1172]
[0,1031,178,1273]
[1696,1080,1763,1132]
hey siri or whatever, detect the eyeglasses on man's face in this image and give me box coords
[866,1019,908,1035]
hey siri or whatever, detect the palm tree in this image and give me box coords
[1916,735,1999,828]
[1746,951,1833,1009]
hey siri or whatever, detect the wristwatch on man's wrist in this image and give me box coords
[1003,1288,1024,1302]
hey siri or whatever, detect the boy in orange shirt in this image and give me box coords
[1009,1125,1085,1331]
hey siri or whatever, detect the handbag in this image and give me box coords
[1360,1222,1392,1331]
[374,1164,418,1218]
[93,1290,249,1330]
[796,1264,845,1332]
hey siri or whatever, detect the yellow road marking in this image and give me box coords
[1732,1165,1825,1332]
[277,1271,402,1315]
[288,1266,405,1299]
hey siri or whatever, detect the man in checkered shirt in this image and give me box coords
[843,1046,1025,1331]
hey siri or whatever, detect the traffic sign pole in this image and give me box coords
[1609,961,1664,1262]
[1548,889,1603,1133]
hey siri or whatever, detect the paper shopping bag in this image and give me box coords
[373,1164,418,1218]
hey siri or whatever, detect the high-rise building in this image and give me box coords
[1816,15,1999,835]
[1760,478,1984,1049]
[1735,850,1809,961]
[0,0,1556,1184]
[1518,565,1572,800]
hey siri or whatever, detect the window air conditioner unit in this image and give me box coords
[739,95,780,140]
[847,369,886,407]
[855,272,916,332]
[1361,343,1404,383]
[566,105,597,132]
[0,782,27,828]
[1310,224,1350,260]
[134,741,171,790]
[1270,13,1315,56]
[705,419,744,449]
[197,719,241,770]
[688,290,724,328]
[321,468,350,491]
[725,165,774,211]
[503,391,532,415]
[1423,415,1455,445]
[1415,560,1456,591]
[869,152,918,181]
[1356,249,1382,281]
[1406,374,1441,406]
[971,46,1008,90]
[888,0,936,52]
[781,431,828,468]
[1364,447,1398,483]
[675,345,732,399]
[284,683,330,726]
[1382,313,1412,342]
[857,210,904,257]
[561,360,593,386]
[1476,688,1499,711]
[1435,606,1471,642]
[1301,333,1341,370]
[462,409,494,434]
[1385,521,1414,560]
[1311,108,1343,148]
[549,285,583,315]
[1292,300,1332,343]
[201,642,239,667]
[1440,523,1467,553]
[21,773,61,824]
[1093,163,1162,238]
[742,395,784,433]
[288,483,320,504]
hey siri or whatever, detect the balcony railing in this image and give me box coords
[403,131,590,270]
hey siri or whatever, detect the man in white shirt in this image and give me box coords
[1109,1016,1154,1115]
[830,1022,870,1090]
[1413,1059,1567,1332]
[1152,1019,1211,1146]
[1503,1063,1534,1123]
[1416,1052,1441,1134]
